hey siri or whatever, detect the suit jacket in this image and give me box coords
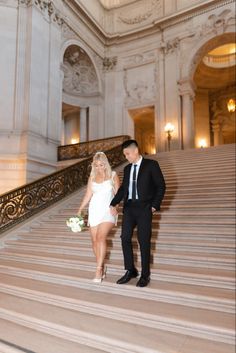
[110,158,166,211]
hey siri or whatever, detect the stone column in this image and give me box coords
[80,107,88,143]
[212,125,220,146]
[178,79,195,149]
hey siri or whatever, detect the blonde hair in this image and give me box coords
[90,152,112,180]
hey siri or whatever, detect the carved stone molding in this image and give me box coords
[198,9,233,37]
[160,37,180,55]
[18,0,63,25]
[123,51,156,68]
[62,45,99,96]
[62,23,78,40]
[103,56,117,71]
[118,0,161,25]
[124,69,156,106]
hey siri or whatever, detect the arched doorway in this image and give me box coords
[61,44,99,145]
[128,106,155,154]
[194,41,235,147]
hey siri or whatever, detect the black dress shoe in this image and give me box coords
[136,276,150,287]
[116,269,139,284]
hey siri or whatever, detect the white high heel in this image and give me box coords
[92,266,104,283]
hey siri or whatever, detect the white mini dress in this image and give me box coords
[88,171,117,227]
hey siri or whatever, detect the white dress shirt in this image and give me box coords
[128,156,142,200]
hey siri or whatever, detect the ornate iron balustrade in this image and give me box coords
[58,135,129,161]
[0,143,127,234]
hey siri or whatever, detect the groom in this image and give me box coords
[110,139,165,287]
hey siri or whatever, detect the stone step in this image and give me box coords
[5,238,235,256]
[14,234,236,247]
[0,298,234,353]
[1,246,235,270]
[0,281,234,346]
[0,263,235,311]
[164,176,235,184]
[25,223,235,236]
[0,319,115,353]
[0,254,234,290]
[16,231,236,244]
[4,239,236,257]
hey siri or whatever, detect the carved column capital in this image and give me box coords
[178,78,196,99]
[103,56,117,71]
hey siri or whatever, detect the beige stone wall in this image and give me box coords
[0,0,235,193]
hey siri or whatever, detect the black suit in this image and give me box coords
[111,158,165,277]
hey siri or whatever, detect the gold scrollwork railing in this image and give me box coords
[58,135,130,161]
[0,143,127,234]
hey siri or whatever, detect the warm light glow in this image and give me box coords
[71,138,79,144]
[199,139,207,148]
[209,43,236,56]
[227,99,236,113]
[150,147,156,154]
[164,123,174,133]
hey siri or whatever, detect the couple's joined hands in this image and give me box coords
[110,206,118,216]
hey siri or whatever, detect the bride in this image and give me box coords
[77,152,120,282]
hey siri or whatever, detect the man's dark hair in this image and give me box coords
[122,139,139,150]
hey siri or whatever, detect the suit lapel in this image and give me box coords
[137,158,145,183]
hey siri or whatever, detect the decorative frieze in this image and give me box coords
[18,0,63,25]
[118,0,161,25]
[123,51,156,68]
[198,9,233,37]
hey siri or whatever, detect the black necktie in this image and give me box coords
[132,164,137,201]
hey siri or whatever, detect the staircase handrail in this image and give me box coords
[0,141,128,234]
[58,135,129,161]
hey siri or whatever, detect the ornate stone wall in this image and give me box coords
[0,0,235,193]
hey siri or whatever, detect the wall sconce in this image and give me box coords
[199,139,207,148]
[71,138,79,144]
[227,99,236,113]
[164,123,174,151]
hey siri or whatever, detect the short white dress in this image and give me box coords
[88,171,117,227]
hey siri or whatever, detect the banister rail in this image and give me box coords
[58,135,129,161]
[0,141,128,234]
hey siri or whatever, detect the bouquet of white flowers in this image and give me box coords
[66,215,85,232]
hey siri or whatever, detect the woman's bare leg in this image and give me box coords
[90,226,98,258]
[94,222,114,279]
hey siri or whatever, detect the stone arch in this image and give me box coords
[187,32,236,82]
[60,40,102,145]
[60,39,102,95]
[178,8,235,149]
[181,6,235,81]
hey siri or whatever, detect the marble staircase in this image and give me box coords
[0,144,235,353]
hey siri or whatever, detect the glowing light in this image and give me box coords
[164,123,174,133]
[71,138,79,144]
[164,123,174,151]
[227,99,236,113]
[199,139,207,148]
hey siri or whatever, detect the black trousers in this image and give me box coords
[121,200,152,278]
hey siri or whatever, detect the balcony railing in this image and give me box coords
[58,135,129,161]
[0,140,128,234]
[203,53,236,68]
